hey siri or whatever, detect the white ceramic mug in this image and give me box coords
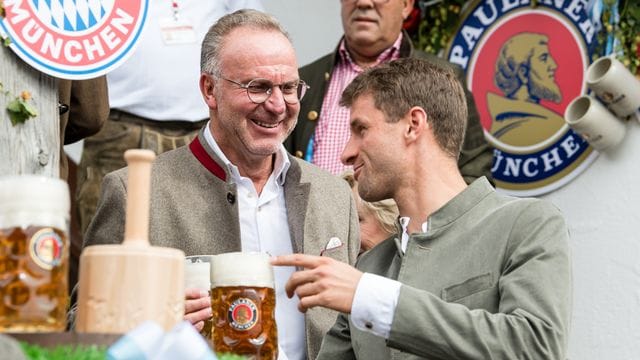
[564,95,626,151]
[586,56,640,118]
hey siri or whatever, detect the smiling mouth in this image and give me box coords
[253,119,279,128]
[353,164,363,179]
[354,17,376,23]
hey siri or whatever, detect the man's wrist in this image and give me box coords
[350,273,402,338]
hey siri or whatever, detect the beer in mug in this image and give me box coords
[211,252,277,359]
[0,175,70,332]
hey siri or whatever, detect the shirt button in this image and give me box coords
[365,322,373,330]
[227,192,235,204]
[307,110,318,121]
[324,72,330,81]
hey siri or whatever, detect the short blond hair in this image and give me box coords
[342,170,398,236]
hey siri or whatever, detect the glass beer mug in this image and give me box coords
[185,255,214,340]
[211,252,278,359]
[0,175,70,332]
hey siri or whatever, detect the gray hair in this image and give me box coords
[200,9,291,75]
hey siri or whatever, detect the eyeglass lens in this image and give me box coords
[245,79,308,104]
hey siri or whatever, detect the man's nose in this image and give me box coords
[264,86,286,114]
[354,0,375,9]
[341,136,357,166]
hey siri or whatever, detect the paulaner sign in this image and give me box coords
[448,0,598,196]
[0,0,148,80]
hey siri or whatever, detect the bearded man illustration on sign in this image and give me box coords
[488,33,565,147]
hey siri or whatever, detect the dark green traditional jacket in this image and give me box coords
[284,32,493,184]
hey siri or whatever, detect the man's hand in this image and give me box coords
[271,254,363,314]
[184,288,211,332]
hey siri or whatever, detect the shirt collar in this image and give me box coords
[399,216,428,254]
[203,122,290,186]
[399,217,428,235]
[338,33,403,71]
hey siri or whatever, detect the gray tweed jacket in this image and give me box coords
[84,130,360,359]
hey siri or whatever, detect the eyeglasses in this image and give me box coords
[219,76,310,105]
[341,0,390,4]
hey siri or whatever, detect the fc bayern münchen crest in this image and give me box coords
[1,0,148,80]
[448,0,598,196]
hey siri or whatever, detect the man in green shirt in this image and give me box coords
[273,58,571,359]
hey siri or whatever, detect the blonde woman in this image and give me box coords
[342,170,399,254]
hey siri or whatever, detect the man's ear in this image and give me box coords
[402,0,415,20]
[405,106,427,143]
[200,73,218,109]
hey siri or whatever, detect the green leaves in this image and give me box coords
[20,343,107,360]
[6,92,38,126]
[596,0,640,74]
[415,1,465,56]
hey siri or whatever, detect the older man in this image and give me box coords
[285,0,492,184]
[84,10,359,360]
[274,58,572,359]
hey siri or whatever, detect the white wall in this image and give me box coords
[266,2,640,358]
[543,117,640,359]
[262,0,342,67]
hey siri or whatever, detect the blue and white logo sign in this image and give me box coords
[0,0,148,79]
[447,0,599,196]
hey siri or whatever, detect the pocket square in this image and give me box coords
[325,237,343,250]
[320,237,344,256]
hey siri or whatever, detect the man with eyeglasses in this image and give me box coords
[83,10,359,360]
[285,0,493,184]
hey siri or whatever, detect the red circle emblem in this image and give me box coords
[228,297,258,331]
[0,0,148,79]
[447,3,597,196]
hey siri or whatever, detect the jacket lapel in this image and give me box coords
[283,157,309,255]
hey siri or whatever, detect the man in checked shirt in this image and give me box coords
[285,0,492,183]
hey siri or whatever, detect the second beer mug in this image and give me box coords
[211,252,277,360]
[185,255,214,341]
[0,175,70,332]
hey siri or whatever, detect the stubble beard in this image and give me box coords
[358,171,394,203]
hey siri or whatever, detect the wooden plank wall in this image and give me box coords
[1,46,58,177]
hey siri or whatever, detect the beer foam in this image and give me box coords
[0,175,70,231]
[211,252,274,288]
[184,261,211,290]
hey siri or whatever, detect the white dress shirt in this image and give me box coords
[108,0,263,121]
[351,217,428,338]
[204,126,305,360]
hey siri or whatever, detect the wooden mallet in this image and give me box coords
[76,149,185,333]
